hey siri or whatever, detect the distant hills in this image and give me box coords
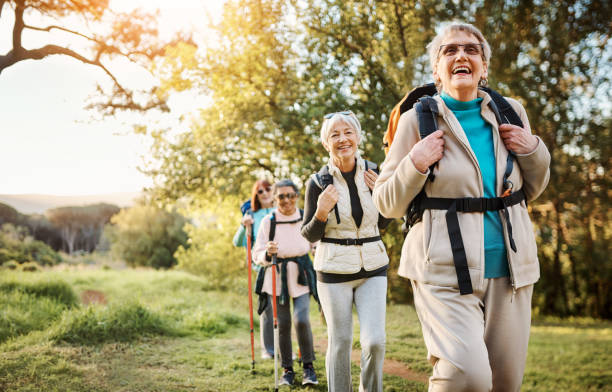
[0,192,141,214]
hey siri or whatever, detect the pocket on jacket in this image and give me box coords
[427,210,482,269]
[508,204,538,267]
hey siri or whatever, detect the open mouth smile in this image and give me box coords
[452,65,472,75]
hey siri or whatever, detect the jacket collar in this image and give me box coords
[326,153,364,177]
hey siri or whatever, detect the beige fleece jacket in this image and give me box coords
[373,90,550,291]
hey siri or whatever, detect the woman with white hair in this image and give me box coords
[373,22,550,391]
[301,111,392,391]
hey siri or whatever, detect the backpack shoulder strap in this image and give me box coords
[313,165,330,190]
[269,212,276,242]
[364,160,379,174]
[415,96,439,182]
[400,83,438,115]
[480,87,523,128]
[481,87,522,194]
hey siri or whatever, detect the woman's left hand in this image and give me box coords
[364,169,378,191]
[499,124,538,154]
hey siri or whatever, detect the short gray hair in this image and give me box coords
[272,179,299,195]
[320,111,362,151]
[426,22,491,87]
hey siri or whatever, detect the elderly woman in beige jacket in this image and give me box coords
[301,111,392,392]
[373,22,550,392]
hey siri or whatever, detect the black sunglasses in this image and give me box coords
[257,187,271,195]
[324,110,353,119]
[276,193,297,201]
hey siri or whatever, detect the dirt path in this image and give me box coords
[312,337,429,384]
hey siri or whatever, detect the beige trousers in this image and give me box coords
[411,278,533,392]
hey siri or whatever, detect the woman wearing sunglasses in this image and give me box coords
[233,179,275,359]
[373,22,550,391]
[301,111,392,391]
[252,179,319,386]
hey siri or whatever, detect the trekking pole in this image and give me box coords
[246,225,256,373]
[271,254,279,392]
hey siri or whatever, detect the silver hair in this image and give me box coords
[426,22,491,89]
[272,179,299,195]
[320,111,362,152]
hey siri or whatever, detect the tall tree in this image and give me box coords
[146,0,611,316]
[0,0,182,113]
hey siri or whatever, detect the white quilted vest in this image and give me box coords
[312,157,389,273]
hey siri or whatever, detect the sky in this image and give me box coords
[0,0,223,196]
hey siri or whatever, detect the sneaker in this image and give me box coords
[261,351,274,360]
[302,365,318,385]
[279,369,295,386]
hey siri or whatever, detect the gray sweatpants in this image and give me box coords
[260,304,274,356]
[317,276,387,392]
[412,277,533,392]
[264,293,316,368]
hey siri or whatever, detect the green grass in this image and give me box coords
[0,267,610,391]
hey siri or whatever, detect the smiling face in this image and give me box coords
[324,121,359,163]
[433,30,488,101]
[275,186,297,216]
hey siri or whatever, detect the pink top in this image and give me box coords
[253,209,315,298]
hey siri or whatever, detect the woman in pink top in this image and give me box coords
[253,179,319,387]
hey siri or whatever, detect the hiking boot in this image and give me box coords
[279,369,295,386]
[302,365,318,385]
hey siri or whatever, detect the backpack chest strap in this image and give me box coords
[420,189,525,295]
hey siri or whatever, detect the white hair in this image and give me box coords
[426,22,491,78]
[320,112,362,152]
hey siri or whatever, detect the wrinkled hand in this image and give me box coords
[409,130,445,174]
[266,241,279,257]
[241,214,254,227]
[364,169,378,191]
[315,185,339,221]
[499,124,538,154]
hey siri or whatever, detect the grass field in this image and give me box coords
[1,267,610,391]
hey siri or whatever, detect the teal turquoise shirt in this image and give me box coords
[441,93,509,278]
[233,207,275,248]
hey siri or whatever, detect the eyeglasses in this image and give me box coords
[324,110,353,119]
[257,187,271,195]
[276,193,297,201]
[439,43,483,57]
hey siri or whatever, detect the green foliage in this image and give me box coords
[174,195,245,290]
[184,310,246,336]
[105,203,188,269]
[0,224,63,266]
[19,261,40,272]
[2,260,18,270]
[50,302,172,345]
[0,277,78,343]
[0,278,79,308]
[47,203,120,254]
[145,0,611,318]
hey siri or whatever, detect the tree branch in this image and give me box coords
[23,23,99,44]
[392,0,409,59]
[13,0,25,51]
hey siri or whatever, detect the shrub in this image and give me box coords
[0,224,62,266]
[20,261,40,272]
[0,279,79,308]
[105,204,188,269]
[51,302,172,345]
[185,309,246,336]
[2,260,18,270]
[0,289,74,343]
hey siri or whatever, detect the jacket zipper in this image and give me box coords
[439,105,486,290]
[483,100,518,297]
